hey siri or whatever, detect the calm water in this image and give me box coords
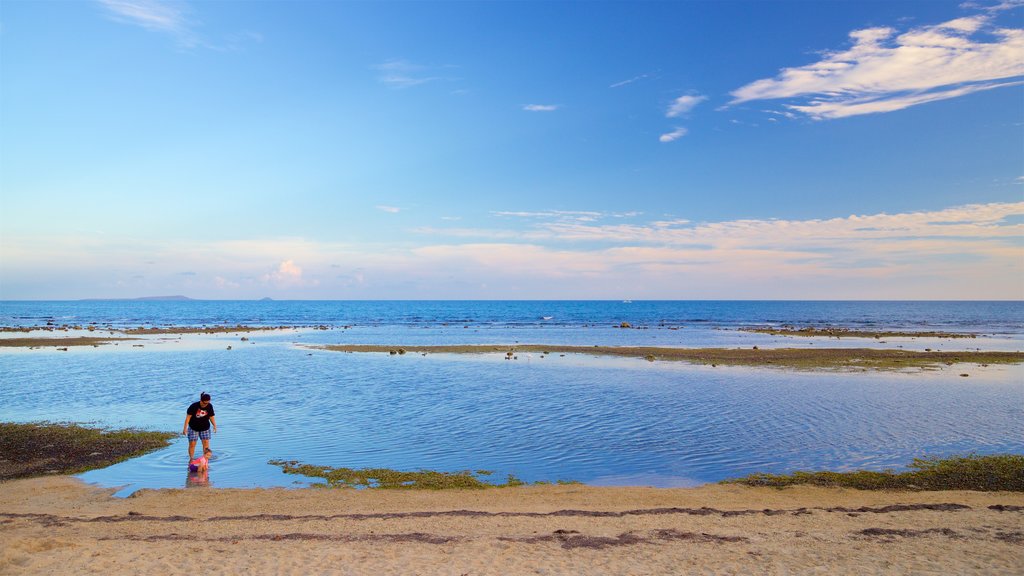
[1,300,1022,495]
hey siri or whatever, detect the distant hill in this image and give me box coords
[79,296,194,301]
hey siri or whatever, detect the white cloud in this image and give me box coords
[666,94,707,117]
[376,205,401,213]
[730,12,1024,119]
[261,259,318,288]
[523,104,560,112]
[659,127,688,142]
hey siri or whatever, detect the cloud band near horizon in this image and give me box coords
[2,202,1021,300]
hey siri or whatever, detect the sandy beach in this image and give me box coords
[2,476,1021,575]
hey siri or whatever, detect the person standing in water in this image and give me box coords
[183,392,217,461]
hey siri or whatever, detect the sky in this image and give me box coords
[0,0,1022,300]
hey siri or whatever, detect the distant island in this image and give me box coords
[79,296,194,302]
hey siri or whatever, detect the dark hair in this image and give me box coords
[200,392,211,401]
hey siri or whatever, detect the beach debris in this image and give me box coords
[960,373,969,377]
[398,348,406,355]
[752,346,759,350]
[644,355,656,362]
[389,349,397,355]
[241,337,249,341]
[56,347,68,351]
[620,322,631,328]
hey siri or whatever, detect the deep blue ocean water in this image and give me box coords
[1,300,1022,495]
[3,300,1024,333]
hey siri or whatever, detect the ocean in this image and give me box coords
[1,300,1022,496]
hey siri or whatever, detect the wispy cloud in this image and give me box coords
[98,0,187,32]
[376,205,401,213]
[610,74,650,88]
[493,210,604,222]
[97,0,260,51]
[659,127,688,142]
[522,104,560,112]
[97,0,203,47]
[666,94,706,117]
[730,10,1024,119]
[374,59,447,88]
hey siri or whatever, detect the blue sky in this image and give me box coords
[1,0,1022,299]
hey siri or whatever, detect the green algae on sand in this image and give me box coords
[0,422,175,480]
[269,460,580,489]
[722,454,1024,492]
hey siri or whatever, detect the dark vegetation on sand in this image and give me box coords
[723,454,1024,491]
[0,422,175,481]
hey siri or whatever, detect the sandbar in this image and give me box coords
[0,337,139,348]
[742,326,980,339]
[315,344,1024,371]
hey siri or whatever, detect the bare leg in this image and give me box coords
[201,438,210,455]
[188,440,197,460]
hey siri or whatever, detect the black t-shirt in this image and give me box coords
[187,402,215,431]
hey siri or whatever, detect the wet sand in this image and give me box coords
[1,477,1021,575]
[315,344,1024,371]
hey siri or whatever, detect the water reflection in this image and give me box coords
[186,468,211,488]
[1,340,1022,496]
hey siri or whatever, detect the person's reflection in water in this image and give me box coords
[186,466,211,487]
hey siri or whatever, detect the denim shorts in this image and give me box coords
[187,428,211,442]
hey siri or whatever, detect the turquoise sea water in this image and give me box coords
[1,300,1022,495]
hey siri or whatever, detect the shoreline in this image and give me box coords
[2,476,1022,574]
